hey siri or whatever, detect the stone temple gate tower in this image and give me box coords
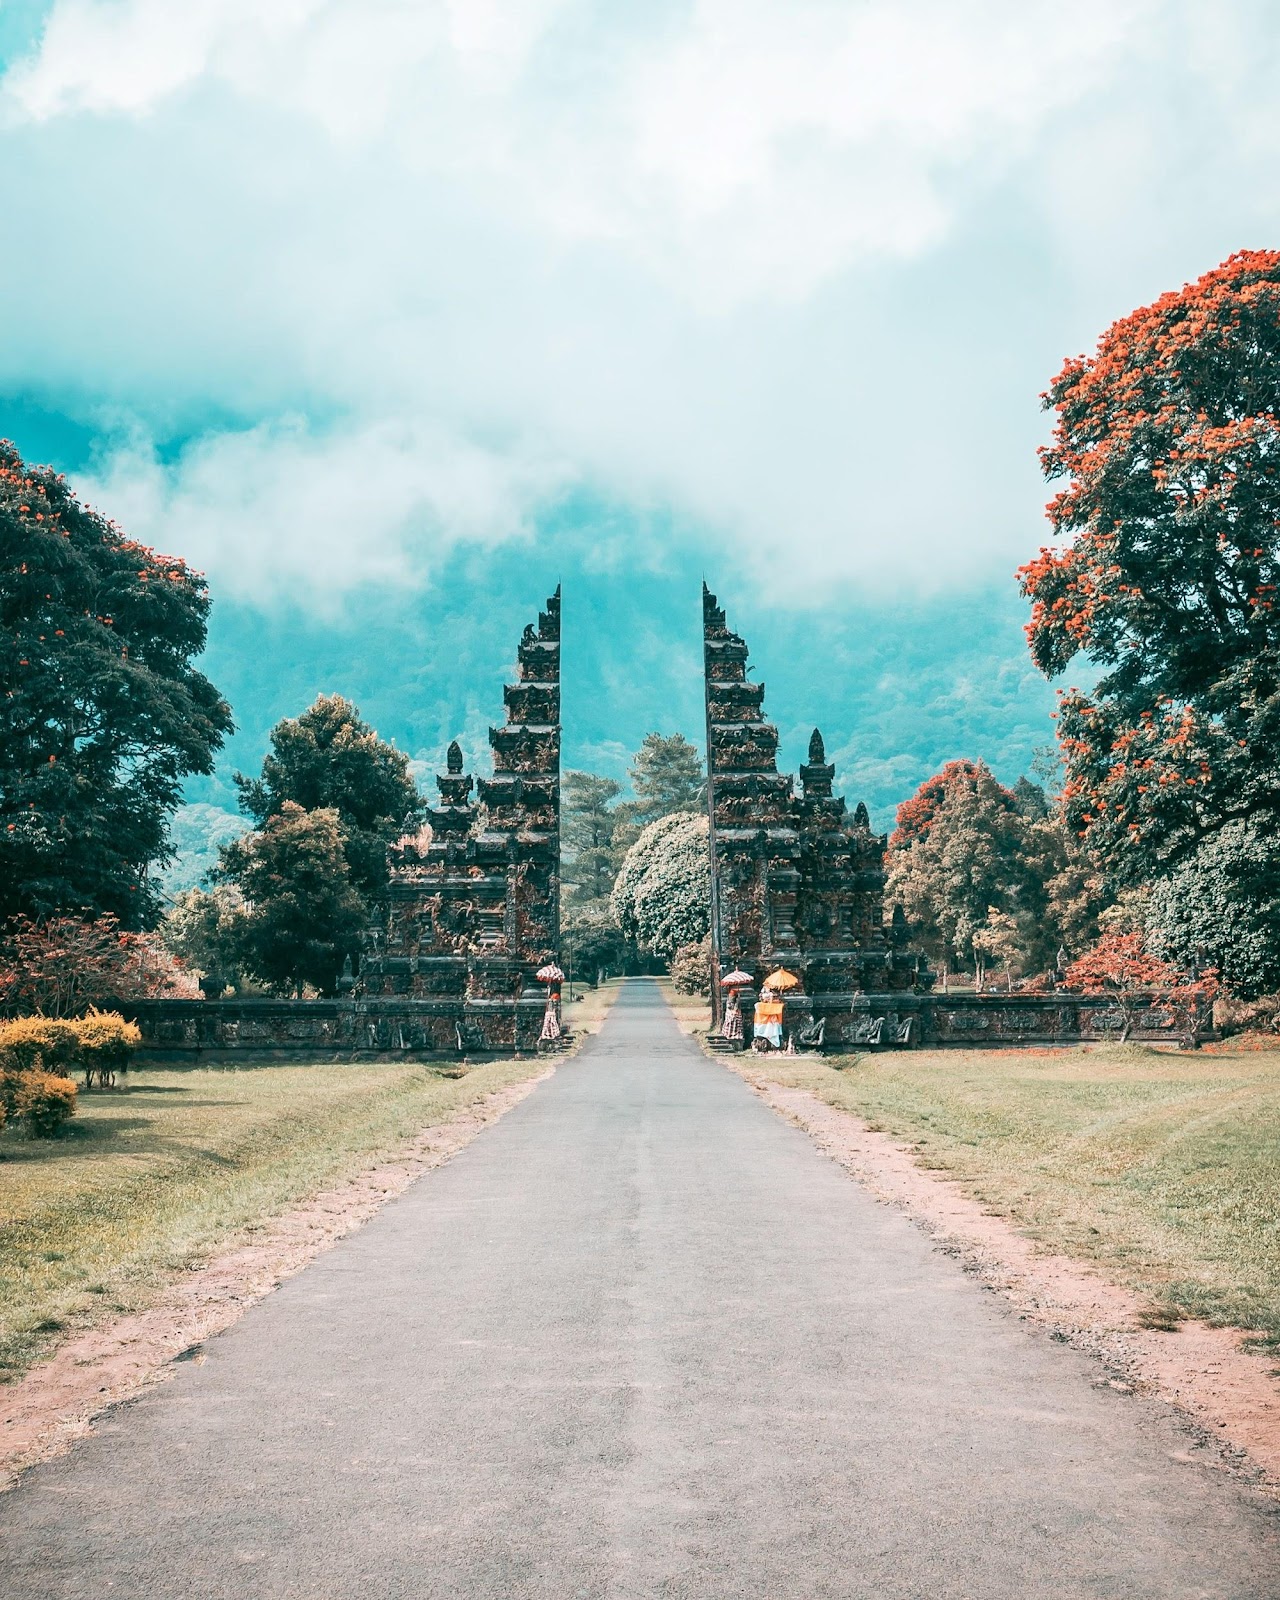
[702,583,931,1047]
[359,587,561,1052]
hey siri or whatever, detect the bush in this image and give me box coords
[0,1016,80,1075]
[611,813,710,958]
[1214,994,1280,1037]
[0,1018,76,1136]
[74,1009,141,1088]
[669,935,713,996]
[13,1069,77,1138]
[0,915,198,1017]
[0,1009,136,1136]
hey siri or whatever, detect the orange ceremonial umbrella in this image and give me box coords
[763,968,799,991]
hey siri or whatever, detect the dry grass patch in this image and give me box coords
[748,1042,1280,1350]
[0,1056,546,1381]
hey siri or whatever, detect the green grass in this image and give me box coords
[0,1056,546,1381]
[749,1043,1280,1349]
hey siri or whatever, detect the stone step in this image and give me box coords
[537,1032,576,1054]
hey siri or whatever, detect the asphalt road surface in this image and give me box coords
[3,979,1278,1597]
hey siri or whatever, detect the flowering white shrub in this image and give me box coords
[611,812,709,958]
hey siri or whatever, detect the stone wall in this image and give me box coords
[121,995,549,1058]
[777,989,1209,1049]
[123,986,1208,1058]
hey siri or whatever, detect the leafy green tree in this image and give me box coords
[611,812,709,958]
[1148,820,1280,998]
[629,733,705,825]
[160,886,248,990]
[1020,250,1280,882]
[886,761,1054,977]
[562,771,623,904]
[1012,776,1050,821]
[0,441,232,926]
[562,899,628,985]
[218,803,365,996]
[235,695,421,901]
[1041,833,1110,960]
[971,908,1023,991]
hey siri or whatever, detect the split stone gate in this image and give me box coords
[128,584,1200,1056]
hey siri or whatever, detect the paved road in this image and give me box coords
[3,981,1278,1597]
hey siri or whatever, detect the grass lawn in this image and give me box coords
[0,1054,550,1382]
[747,1042,1280,1349]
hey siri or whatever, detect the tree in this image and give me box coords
[885,762,1051,977]
[1020,250,1280,883]
[0,914,196,1018]
[217,803,365,996]
[669,933,713,996]
[1147,820,1280,999]
[1062,932,1217,1046]
[0,441,232,927]
[629,733,705,825]
[235,695,421,902]
[562,898,628,985]
[971,908,1023,991]
[160,886,248,991]
[1041,834,1110,961]
[562,771,623,904]
[611,812,710,958]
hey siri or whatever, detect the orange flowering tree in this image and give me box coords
[0,442,232,926]
[1063,932,1218,1046]
[1020,250,1280,880]
[0,914,197,1018]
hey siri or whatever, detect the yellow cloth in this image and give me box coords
[754,1000,784,1025]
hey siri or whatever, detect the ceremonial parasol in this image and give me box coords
[536,963,564,985]
[721,969,754,989]
[763,967,800,991]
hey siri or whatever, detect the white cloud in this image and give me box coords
[79,417,571,603]
[2,0,1280,598]
[4,0,1144,301]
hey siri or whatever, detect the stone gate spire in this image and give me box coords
[702,582,801,979]
[360,586,562,1053]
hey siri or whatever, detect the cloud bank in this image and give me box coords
[2,0,1280,596]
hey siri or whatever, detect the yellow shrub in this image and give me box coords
[0,1010,137,1131]
[73,1009,141,1087]
[0,1016,80,1075]
[13,1069,77,1138]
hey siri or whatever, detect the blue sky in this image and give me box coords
[3,1,1280,838]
